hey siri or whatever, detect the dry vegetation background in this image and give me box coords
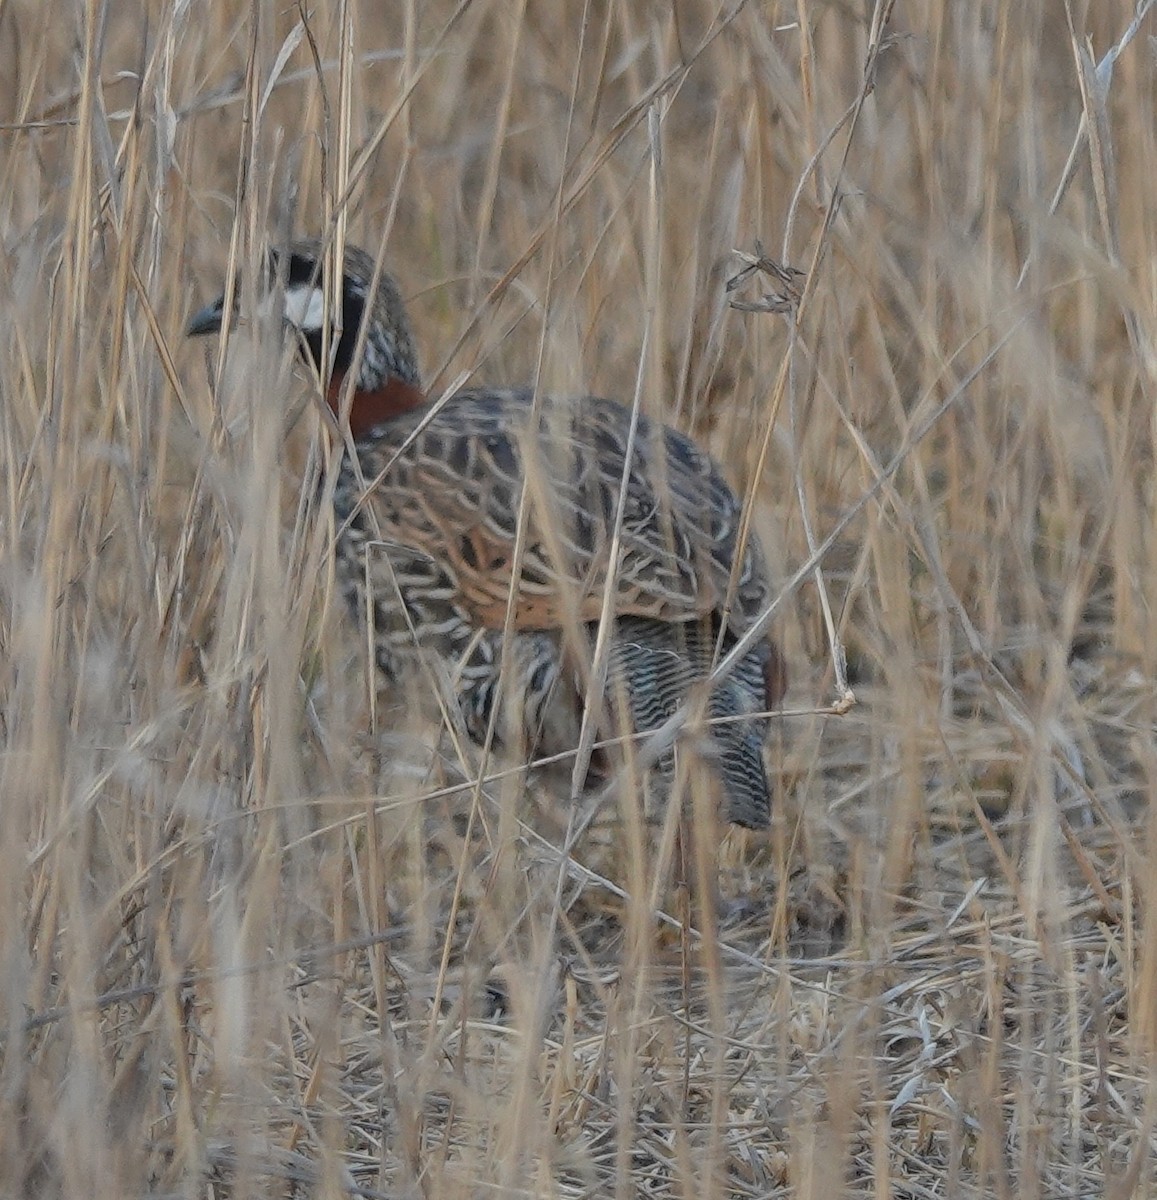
[2,0,1156,1196]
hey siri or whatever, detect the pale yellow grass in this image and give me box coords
[1,1,1155,1197]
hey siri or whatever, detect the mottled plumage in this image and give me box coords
[188,240,783,827]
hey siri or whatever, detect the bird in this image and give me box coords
[187,238,785,828]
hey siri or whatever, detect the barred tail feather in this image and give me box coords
[609,616,773,829]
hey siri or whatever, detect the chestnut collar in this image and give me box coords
[326,372,428,438]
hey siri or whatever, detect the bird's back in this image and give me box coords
[339,386,771,642]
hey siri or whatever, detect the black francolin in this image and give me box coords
[187,240,784,828]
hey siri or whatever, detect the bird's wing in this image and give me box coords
[357,388,769,635]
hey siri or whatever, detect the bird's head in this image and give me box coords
[186,240,423,404]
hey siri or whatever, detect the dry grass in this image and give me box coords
[2,1,1157,1196]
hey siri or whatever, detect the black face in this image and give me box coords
[187,249,368,380]
[274,250,368,380]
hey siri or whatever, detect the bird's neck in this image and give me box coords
[327,371,428,438]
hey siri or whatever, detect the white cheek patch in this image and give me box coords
[280,283,327,332]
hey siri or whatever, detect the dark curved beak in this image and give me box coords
[186,297,226,337]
